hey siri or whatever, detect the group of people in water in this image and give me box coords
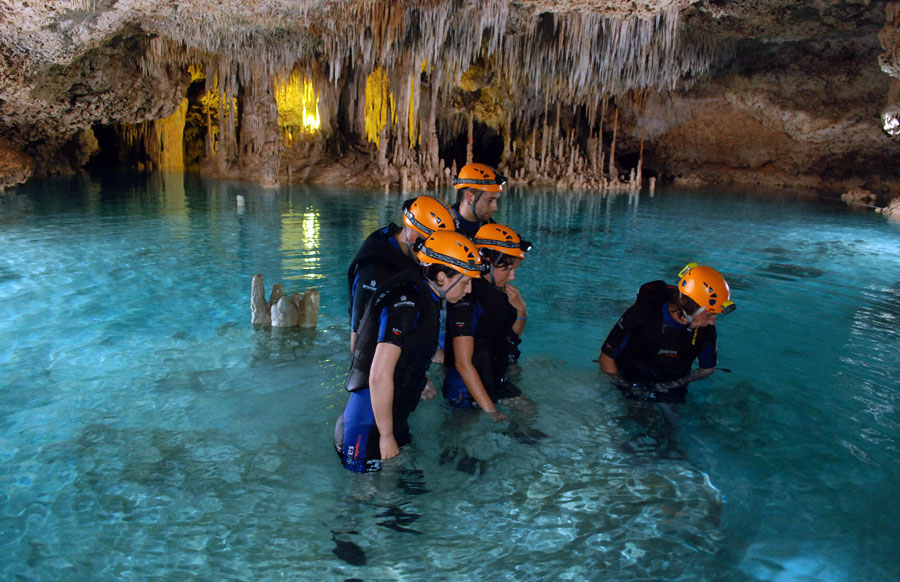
[333,162,737,472]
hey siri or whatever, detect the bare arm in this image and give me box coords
[369,342,402,459]
[505,284,527,337]
[453,336,508,421]
[653,367,715,392]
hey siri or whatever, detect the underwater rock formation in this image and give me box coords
[0,1,898,196]
[250,273,320,328]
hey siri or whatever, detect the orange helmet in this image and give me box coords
[402,195,457,238]
[453,163,507,192]
[417,231,484,278]
[677,263,736,315]
[473,223,532,260]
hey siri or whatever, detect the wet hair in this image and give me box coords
[480,248,517,269]
[424,264,458,282]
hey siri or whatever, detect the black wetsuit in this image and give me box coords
[347,224,415,337]
[601,280,717,403]
[334,271,441,472]
[451,202,493,238]
[443,278,522,407]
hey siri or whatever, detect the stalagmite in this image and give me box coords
[637,127,645,187]
[250,274,320,328]
[608,107,619,180]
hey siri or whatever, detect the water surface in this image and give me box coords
[2,172,899,581]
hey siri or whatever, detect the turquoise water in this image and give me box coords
[2,171,899,581]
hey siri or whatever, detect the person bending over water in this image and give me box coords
[598,263,736,403]
[347,195,457,352]
[444,224,532,420]
[597,263,736,456]
[451,163,505,237]
[335,231,484,473]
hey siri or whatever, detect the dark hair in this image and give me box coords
[424,264,458,281]
[480,248,516,269]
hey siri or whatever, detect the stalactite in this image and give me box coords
[119,1,732,192]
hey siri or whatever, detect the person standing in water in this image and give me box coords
[598,263,736,401]
[597,263,736,455]
[443,223,532,420]
[335,230,485,473]
[451,163,506,237]
[347,195,457,352]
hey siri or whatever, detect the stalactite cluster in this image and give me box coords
[46,1,727,189]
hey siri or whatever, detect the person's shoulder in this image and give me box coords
[378,276,424,306]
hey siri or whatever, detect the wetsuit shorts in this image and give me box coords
[334,389,414,473]
[442,367,522,409]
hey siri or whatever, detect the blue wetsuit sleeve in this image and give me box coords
[601,306,638,358]
[376,290,419,348]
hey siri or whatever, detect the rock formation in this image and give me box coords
[251,273,320,328]
[0,1,898,197]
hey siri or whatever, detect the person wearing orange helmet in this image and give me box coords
[335,231,484,472]
[451,162,507,237]
[443,223,532,420]
[598,263,736,403]
[347,195,458,353]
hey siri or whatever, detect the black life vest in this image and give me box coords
[346,270,441,429]
[346,223,410,315]
[445,278,520,399]
[615,280,715,385]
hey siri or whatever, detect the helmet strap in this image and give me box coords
[466,189,484,220]
[430,271,467,300]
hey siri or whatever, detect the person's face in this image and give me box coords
[489,257,520,288]
[469,190,500,222]
[438,272,473,303]
[690,310,717,328]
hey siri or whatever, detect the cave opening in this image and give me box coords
[441,120,504,171]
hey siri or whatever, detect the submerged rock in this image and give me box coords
[250,273,319,328]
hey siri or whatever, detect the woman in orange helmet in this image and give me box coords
[443,223,532,420]
[335,231,484,472]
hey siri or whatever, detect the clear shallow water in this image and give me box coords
[1,171,899,581]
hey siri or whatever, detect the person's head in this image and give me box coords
[453,163,506,223]
[399,195,457,245]
[674,263,736,328]
[472,223,532,288]
[417,230,484,303]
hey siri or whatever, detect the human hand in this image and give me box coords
[420,378,437,400]
[487,410,509,422]
[504,284,526,314]
[431,348,444,364]
[379,434,400,460]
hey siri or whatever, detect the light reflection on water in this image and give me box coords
[1,172,899,581]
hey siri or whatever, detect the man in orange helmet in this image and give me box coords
[451,162,506,237]
[598,263,737,404]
